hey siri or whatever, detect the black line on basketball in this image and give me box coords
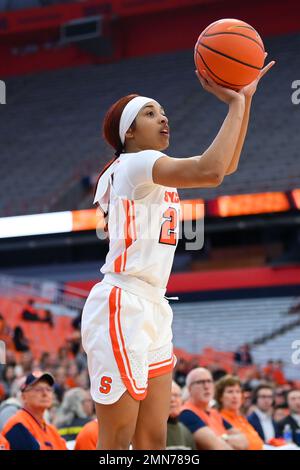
[232,25,256,32]
[196,50,247,88]
[203,32,264,51]
[198,42,262,70]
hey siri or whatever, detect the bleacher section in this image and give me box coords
[252,325,300,380]
[0,295,74,358]
[171,296,299,379]
[1,33,300,216]
[1,289,299,379]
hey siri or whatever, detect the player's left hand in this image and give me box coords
[239,53,276,98]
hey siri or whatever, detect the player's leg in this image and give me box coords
[131,371,172,450]
[95,390,140,450]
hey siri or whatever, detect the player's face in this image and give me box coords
[127,101,170,151]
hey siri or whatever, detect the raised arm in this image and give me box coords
[153,57,275,189]
[226,55,275,175]
[153,92,245,189]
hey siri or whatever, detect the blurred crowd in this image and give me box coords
[1,308,300,450]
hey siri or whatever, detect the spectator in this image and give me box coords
[242,366,261,390]
[65,363,79,389]
[234,344,253,366]
[66,331,81,357]
[21,299,54,327]
[0,397,22,432]
[273,404,289,423]
[39,352,51,371]
[53,366,67,402]
[215,375,264,450]
[262,360,274,382]
[75,344,87,373]
[0,314,13,350]
[167,381,196,449]
[277,389,300,446]
[71,309,82,331]
[179,367,248,450]
[173,358,188,388]
[43,310,54,328]
[272,361,287,386]
[74,419,98,450]
[55,388,94,448]
[288,301,300,314]
[2,371,67,450]
[21,299,42,322]
[13,326,30,352]
[274,388,287,407]
[247,384,281,443]
[241,384,254,416]
[209,363,227,382]
[19,351,34,375]
[1,365,16,399]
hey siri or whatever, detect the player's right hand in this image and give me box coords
[195,69,245,105]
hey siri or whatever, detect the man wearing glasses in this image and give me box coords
[179,368,248,450]
[2,371,67,450]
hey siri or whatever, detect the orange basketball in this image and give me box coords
[194,18,265,90]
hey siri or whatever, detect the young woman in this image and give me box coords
[81,57,275,450]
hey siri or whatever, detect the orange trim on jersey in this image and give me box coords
[109,287,147,401]
[149,356,173,369]
[114,200,137,273]
[148,360,175,379]
[130,200,137,241]
[114,253,123,273]
[148,354,176,378]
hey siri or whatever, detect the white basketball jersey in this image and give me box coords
[94,150,180,290]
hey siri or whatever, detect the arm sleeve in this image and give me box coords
[124,150,166,188]
[179,410,207,434]
[5,423,40,450]
[222,418,233,430]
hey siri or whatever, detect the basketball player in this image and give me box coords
[81,56,274,450]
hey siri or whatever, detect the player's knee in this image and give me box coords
[115,426,134,449]
[97,423,135,450]
[134,428,167,450]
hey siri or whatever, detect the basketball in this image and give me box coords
[194,18,265,90]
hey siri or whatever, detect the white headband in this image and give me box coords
[119,96,159,145]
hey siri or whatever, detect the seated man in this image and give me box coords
[75,419,98,450]
[277,389,300,446]
[167,381,196,450]
[179,367,248,450]
[2,371,67,450]
[248,384,281,443]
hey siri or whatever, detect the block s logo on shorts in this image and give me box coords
[99,376,112,394]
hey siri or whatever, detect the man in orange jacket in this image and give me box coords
[179,367,248,450]
[2,371,67,450]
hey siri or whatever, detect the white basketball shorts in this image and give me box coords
[81,280,176,404]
